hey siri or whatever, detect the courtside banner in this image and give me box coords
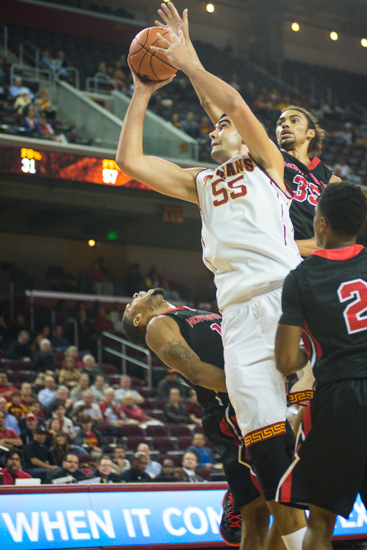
[0,484,366,548]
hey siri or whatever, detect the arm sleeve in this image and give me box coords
[279,272,304,328]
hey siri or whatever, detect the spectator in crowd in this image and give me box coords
[14,91,32,115]
[84,259,114,296]
[65,345,83,369]
[181,452,204,482]
[164,388,190,425]
[145,265,167,290]
[0,410,22,451]
[171,113,181,128]
[94,306,115,334]
[88,455,121,483]
[32,338,57,374]
[19,382,35,413]
[77,309,96,353]
[53,50,69,79]
[90,374,110,403]
[48,386,73,415]
[81,354,106,383]
[52,402,75,438]
[72,389,103,422]
[9,313,31,340]
[28,399,45,421]
[111,445,131,475]
[48,431,86,467]
[115,375,144,405]
[50,325,70,351]
[0,449,32,484]
[46,417,62,437]
[9,76,35,99]
[74,415,110,460]
[41,49,54,72]
[22,105,40,137]
[0,371,18,401]
[99,389,126,427]
[20,412,40,445]
[70,373,90,403]
[136,442,161,479]
[199,115,212,136]
[186,433,215,469]
[49,453,87,483]
[0,397,20,434]
[34,88,56,118]
[0,312,10,343]
[119,451,152,483]
[123,263,146,297]
[7,330,32,361]
[180,111,201,139]
[7,391,25,420]
[30,333,44,356]
[22,425,57,483]
[120,393,154,427]
[38,375,57,408]
[228,72,241,92]
[108,302,124,334]
[58,357,80,387]
[334,158,353,179]
[186,390,204,426]
[159,458,176,480]
[157,369,190,400]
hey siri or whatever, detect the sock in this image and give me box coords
[281,527,307,550]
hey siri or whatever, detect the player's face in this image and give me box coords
[276,110,314,151]
[124,288,165,319]
[209,117,244,164]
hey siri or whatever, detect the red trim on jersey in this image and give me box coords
[160,307,192,315]
[311,244,364,261]
[250,471,262,495]
[303,320,323,360]
[307,156,321,170]
[302,402,312,437]
[219,416,240,445]
[279,468,293,503]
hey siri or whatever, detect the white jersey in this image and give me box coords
[196,154,301,310]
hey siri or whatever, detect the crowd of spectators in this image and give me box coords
[0,309,226,485]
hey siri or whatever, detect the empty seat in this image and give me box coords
[145,425,168,437]
[121,424,144,437]
[126,436,148,450]
[8,371,31,384]
[8,360,31,371]
[153,436,177,452]
[194,426,205,435]
[100,364,119,375]
[177,436,193,451]
[195,468,211,481]
[170,425,192,437]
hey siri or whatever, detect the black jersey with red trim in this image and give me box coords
[161,307,229,410]
[282,151,333,241]
[280,245,367,385]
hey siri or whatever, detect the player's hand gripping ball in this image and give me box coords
[129,27,177,81]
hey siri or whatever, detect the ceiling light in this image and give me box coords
[291,22,300,32]
[330,32,338,41]
[206,4,215,13]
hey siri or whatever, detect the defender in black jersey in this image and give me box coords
[122,289,289,550]
[276,106,340,257]
[275,182,367,550]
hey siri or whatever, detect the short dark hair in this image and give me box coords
[0,370,8,378]
[280,106,325,155]
[114,444,126,451]
[122,311,147,348]
[318,182,367,236]
[6,449,22,462]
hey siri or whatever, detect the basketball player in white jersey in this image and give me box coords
[116,21,306,550]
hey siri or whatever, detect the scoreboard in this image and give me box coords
[0,145,152,191]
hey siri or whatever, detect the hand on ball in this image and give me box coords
[151,28,190,71]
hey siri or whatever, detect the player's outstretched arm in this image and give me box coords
[155,3,222,125]
[152,30,285,189]
[115,61,199,204]
[146,316,227,393]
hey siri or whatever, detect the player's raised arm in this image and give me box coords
[152,29,285,189]
[146,315,227,393]
[155,3,222,125]
[115,61,199,204]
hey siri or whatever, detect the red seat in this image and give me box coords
[145,425,168,437]
[153,436,177,452]
[170,425,192,437]
[94,422,112,435]
[140,398,154,410]
[131,377,143,387]
[158,454,182,468]
[177,436,193,451]
[100,364,119,375]
[126,436,148,450]
[78,454,94,464]
[195,468,211,481]
[8,371,31,384]
[108,374,121,385]
[155,399,168,410]
[194,426,205,435]
[104,436,124,446]
[121,424,144,437]
[8,360,31,371]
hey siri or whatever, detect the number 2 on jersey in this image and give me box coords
[337,279,367,334]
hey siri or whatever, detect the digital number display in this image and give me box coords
[0,145,152,191]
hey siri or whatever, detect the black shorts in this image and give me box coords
[277,379,367,519]
[202,403,261,510]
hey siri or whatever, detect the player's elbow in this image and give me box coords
[115,152,133,174]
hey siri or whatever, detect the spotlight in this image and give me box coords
[330,32,338,41]
[291,22,300,32]
[206,3,215,13]
[361,38,367,47]
[88,239,96,247]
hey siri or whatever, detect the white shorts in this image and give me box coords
[222,287,287,447]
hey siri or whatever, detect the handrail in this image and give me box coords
[55,67,80,90]
[86,73,117,94]
[101,331,152,389]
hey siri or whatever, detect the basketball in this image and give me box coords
[129,27,177,81]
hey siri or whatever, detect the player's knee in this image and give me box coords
[241,497,269,535]
[247,435,292,501]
